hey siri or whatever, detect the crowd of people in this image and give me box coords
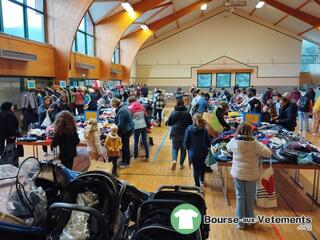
[0,83,168,176]
[2,82,320,230]
[168,84,320,230]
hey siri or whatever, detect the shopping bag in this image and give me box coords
[205,148,216,166]
[0,142,18,166]
[88,159,111,173]
[203,111,224,133]
[256,159,277,208]
[41,111,52,128]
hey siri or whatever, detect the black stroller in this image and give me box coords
[0,157,79,240]
[131,185,209,240]
[47,170,149,240]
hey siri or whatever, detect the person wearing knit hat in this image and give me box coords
[0,102,19,155]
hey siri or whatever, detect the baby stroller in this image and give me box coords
[0,158,78,240]
[47,170,136,240]
[131,185,209,240]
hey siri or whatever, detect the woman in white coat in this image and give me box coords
[227,122,272,230]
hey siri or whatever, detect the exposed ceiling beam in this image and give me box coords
[148,0,213,32]
[273,0,311,26]
[150,2,173,10]
[171,0,180,29]
[96,1,172,25]
[122,2,171,38]
[249,7,256,16]
[298,26,316,36]
[314,0,320,5]
[264,0,320,27]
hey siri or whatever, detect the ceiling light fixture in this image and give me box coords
[121,2,136,18]
[141,24,149,31]
[256,1,265,8]
[201,3,208,11]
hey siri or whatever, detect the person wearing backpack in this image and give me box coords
[297,92,313,132]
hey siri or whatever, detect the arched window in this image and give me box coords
[72,13,95,56]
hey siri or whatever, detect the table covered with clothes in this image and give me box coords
[210,124,320,205]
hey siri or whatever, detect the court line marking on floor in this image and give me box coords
[152,127,170,162]
[119,172,193,178]
[271,224,285,240]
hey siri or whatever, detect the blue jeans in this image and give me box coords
[233,179,256,227]
[298,111,309,131]
[190,157,206,187]
[134,128,149,158]
[120,129,133,165]
[171,135,186,165]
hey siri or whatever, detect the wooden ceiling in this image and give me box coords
[89,0,320,44]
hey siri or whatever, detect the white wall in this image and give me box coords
[133,12,301,89]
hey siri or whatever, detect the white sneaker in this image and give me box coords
[179,164,185,169]
[171,161,177,171]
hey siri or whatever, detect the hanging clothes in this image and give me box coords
[17,91,38,110]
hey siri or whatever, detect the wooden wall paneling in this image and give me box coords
[0,34,55,77]
[197,69,254,74]
[110,63,124,80]
[95,0,165,81]
[46,0,95,80]
[68,53,101,79]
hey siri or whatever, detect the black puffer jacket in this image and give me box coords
[166,106,192,137]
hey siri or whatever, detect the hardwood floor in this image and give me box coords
[21,103,320,240]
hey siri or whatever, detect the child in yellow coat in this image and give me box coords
[104,125,122,177]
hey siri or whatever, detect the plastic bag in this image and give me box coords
[59,192,98,240]
[41,111,52,128]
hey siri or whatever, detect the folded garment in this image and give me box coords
[213,150,232,162]
[312,153,320,164]
[297,153,315,165]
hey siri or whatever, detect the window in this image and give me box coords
[112,43,120,64]
[235,73,251,87]
[0,0,45,42]
[216,73,231,88]
[197,73,212,88]
[301,40,319,72]
[73,13,95,56]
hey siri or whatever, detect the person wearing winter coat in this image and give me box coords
[154,90,166,127]
[104,125,122,177]
[166,99,192,170]
[184,113,211,188]
[0,102,20,155]
[297,91,313,132]
[85,118,105,161]
[38,96,54,156]
[226,122,272,230]
[51,111,80,169]
[128,96,149,161]
[274,97,297,131]
[111,98,134,167]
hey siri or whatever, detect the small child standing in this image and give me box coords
[184,113,211,188]
[104,125,122,177]
[226,122,272,230]
[85,118,105,161]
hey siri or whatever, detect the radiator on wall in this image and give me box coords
[0,49,37,61]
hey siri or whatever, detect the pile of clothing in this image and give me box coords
[212,124,320,165]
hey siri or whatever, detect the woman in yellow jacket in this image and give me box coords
[104,125,122,177]
[313,97,320,135]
